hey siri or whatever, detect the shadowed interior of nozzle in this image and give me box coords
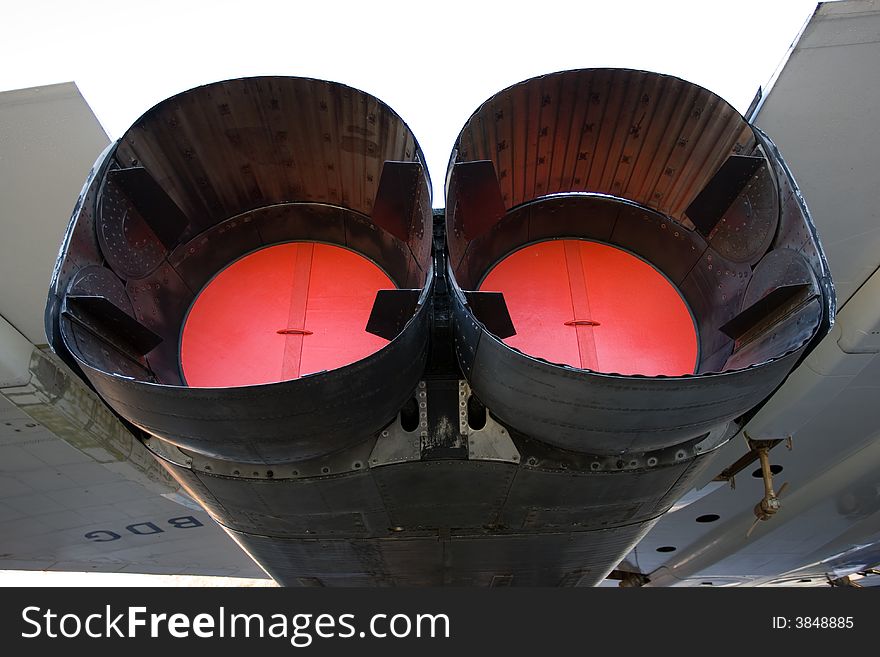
[59,77,433,386]
[446,69,823,374]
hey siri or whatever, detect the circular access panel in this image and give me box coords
[181,243,393,387]
[479,239,698,376]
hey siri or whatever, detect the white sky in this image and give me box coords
[3,0,822,206]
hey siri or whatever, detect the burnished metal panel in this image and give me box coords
[446,529,654,587]
[702,159,778,265]
[81,306,428,463]
[527,194,620,248]
[449,70,753,247]
[448,160,507,242]
[723,248,821,371]
[191,471,389,538]
[222,533,442,587]
[148,430,719,586]
[608,201,704,286]
[454,203,530,291]
[500,465,689,530]
[45,145,113,362]
[97,170,167,280]
[372,460,516,529]
[125,262,193,383]
[114,77,427,238]
[760,129,835,315]
[59,265,152,381]
[454,195,623,289]
[371,161,427,243]
[343,211,412,288]
[167,214,265,295]
[677,247,753,373]
[249,203,347,251]
[167,203,423,312]
[454,284,804,454]
[222,524,654,587]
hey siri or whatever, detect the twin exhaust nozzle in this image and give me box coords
[46,70,832,465]
[44,70,834,586]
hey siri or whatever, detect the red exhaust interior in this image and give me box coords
[479,240,698,376]
[181,242,393,387]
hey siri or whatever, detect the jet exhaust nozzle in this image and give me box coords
[446,68,834,455]
[46,77,433,464]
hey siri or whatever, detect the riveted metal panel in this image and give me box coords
[372,460,516,529]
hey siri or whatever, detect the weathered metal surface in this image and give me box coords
[447,69,833,457]
[45,71,833,586]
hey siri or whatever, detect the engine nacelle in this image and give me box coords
[46,77,433,465]
[46,70,833,586]
[447,69,833,456]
